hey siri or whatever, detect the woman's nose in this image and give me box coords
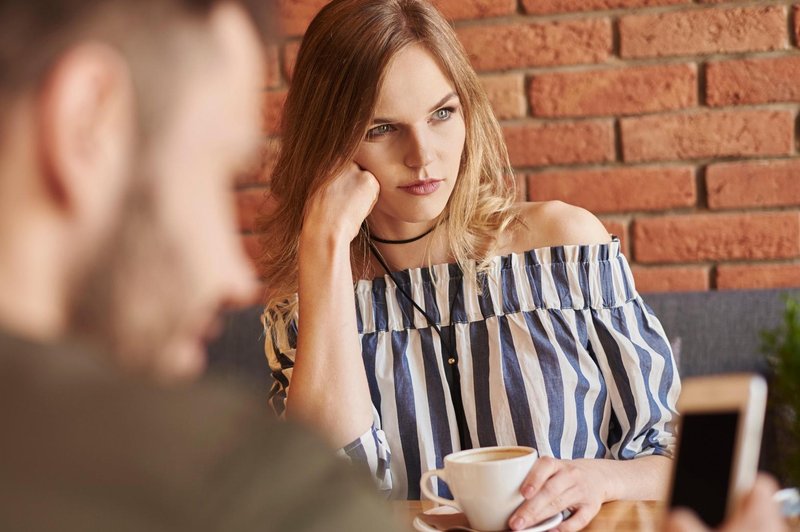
[403,128,434,169]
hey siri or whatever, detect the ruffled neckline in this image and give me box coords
[356,237,621,291]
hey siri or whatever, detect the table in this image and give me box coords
[394,500,800,531]
[394,500,662,531]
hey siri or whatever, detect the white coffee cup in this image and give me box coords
[419,446,538,532]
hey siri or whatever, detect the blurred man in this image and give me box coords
[0,0,262,383]
[0,1,403,530]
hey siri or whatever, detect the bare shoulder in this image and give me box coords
[499,201,611,254]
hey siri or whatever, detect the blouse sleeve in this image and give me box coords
[262,309,393,493]
[588,295,681,460]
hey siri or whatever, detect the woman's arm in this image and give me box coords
[509,454,671,531]
[505,201,680,531]
[284,163,378,448]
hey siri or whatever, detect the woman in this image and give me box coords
[258,0,680,529]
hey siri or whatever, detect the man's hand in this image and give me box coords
[664,474,788,532]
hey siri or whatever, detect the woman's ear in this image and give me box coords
[36,42,136,223]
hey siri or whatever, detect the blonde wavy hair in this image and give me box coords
[258,0,516,318]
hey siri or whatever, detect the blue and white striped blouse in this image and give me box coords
[264,239,681,500]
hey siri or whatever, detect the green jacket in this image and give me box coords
[0,330,405,532]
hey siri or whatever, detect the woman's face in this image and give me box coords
[354,44,466,238]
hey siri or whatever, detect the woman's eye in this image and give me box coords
[433,107,453,121]
[366,124,394,140]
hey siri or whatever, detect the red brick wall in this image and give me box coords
[238,0,800,294]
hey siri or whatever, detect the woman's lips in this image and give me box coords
[399,180,442,196]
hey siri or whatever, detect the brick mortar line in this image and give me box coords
[526,160,703,171]
[521,74,533,118]
[501,116,613,126]
[604,206,800,218]
[613,119,623,163]
[467,49,800,79]
[696,205,800,214]
[568,207,706,217]
[712,259,800,267]
[518,154,800,173]
[500,104,800,130]
[697,59,708,108]
[699,257,800,268]
[447,1,794,29]
[709,264,718,290]
[794,112,800,153]
[599,213,633,218]
[632,264,715,270]
[515,205,800,218]
[610,12,621,58]
[511,104,792,122]
[696,165,709,210]
[513,159,800,174]
[498,102,800,125]
[634,263,800,272]
[638,258,800,267]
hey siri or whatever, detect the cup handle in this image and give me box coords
[420,469,461,510]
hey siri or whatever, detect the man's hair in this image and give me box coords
[0,0,274,130]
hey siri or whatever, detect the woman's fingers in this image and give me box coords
[511,461,594,530]
[520,456,560,498]
[513,472,575,526]
[510,458,610,531]
[554,504,600,532]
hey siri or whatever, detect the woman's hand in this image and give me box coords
[302,161,379,244]
[509,457,606,532]
[509,454,670,531]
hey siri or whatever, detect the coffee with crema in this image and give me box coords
[452,449,530,463]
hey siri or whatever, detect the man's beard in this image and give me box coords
[67,178,196,380]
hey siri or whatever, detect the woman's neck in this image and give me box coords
[364,227,450,276]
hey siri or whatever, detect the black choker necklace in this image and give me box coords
[368,225,436,245]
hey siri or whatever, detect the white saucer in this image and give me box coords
[412,505,564,532]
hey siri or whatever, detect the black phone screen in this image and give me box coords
[669,411,740,527]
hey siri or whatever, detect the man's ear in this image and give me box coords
[37,42,136,220]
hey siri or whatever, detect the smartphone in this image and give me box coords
[667,373,767,527]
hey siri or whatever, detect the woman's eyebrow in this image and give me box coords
[427,91,458,113]
[370,91,459,125]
